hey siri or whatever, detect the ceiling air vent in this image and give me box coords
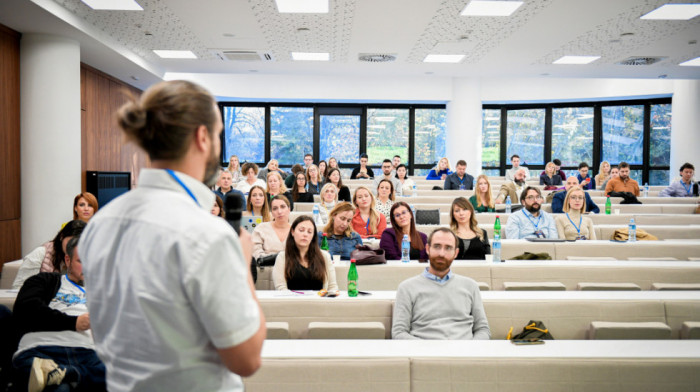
[358,53,397,63]
[617,56,665,66]
[213,50,274,62]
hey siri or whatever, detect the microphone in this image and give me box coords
[224,192,245,235]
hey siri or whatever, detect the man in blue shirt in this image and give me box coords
[552,176,600,214]
[576,162,595,190]
[505,187,558,239]
[660,163,697,197]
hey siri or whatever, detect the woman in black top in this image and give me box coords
[290,172,314,203]
[324,168,351,202]
[450,197,491,259]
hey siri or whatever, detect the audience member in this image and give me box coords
[12,220,86,290]
[605,162,640,196]
[395,164,416,196]
[555,186,596,240]
[320,202,363,260]
[350,153,374,179]
[272,216,338,292]
[214,170,245,201]
[211,195,225,218]
[227,155,242,184]
[541,158,567,181]
[444,160,474,190]
[392,228,490,340]
[257,159,287,181]
[372,159,402,196]
[72,192,98,223]
[236,162,266,196]
[495,168,527,203]
[252,195,291,259]
[327,157,339,176]
[12,236,107,392]
[379,202,428,261]
[450,198,491,259]
[267,171,294,211]
[324,168,352,202]
[284,164,305,188]
[660,163,698,197]
[318,160,327,183]
[426,157,451,180]
[305,164,322,194]
[375,179,395,218]
[468,175,495,213]
[540,162,562,187]
[392,155,401,173]
[351,186,387,239]
[576,162,595,190]
[243,185,271,222]
[600,166,619,190]
[505,187,558,239]
[505,154,530,181]
[290,172,314,203]
[303,153,313,169]
[551,176,600,214]
[594,160,611,190]
[317,183,339,225]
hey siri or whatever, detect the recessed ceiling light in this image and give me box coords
[423,54,465,63]
[553,55,600,65]
[679,56,700,66]
[275,0,328,13]
[153,50,197,59]
[291,52,329,61]
[81,0,143,10]
[461,1,524,16]
[640,4,700,20]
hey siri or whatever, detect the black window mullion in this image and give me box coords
[360,107,367,157]
[499,107,507,176]
[592,104,602,172]
[313,106,320,164]
[264,106,271,164]
[642,103,651,185]
[408,106,415,176]
[544,107,552,165]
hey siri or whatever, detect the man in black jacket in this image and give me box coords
[444,160,474,190]
[12,236,105,392]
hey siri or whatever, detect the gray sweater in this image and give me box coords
[392,273,491,340]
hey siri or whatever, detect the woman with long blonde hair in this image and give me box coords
[350,186,386,238]
[450,197,490,259]
[595,161,611,190]
[426,157,452,180]
[321,202,363,260]
[468,174,495,213]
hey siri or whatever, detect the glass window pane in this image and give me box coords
[366,109,409,165]
[506,109,545,166]
[551,107,594,167]
[413,168,432,177]
[629,169,642,184]
[649,170,670,186]
[481,169,500,177]
[602,105,644,165]
[415,108,447,165]
[270,107,313,165]
[650,104,672,167]
[481,109,501,167]
[320,115,360,164]
[223,106,265,163]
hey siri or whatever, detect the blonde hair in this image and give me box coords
[563,186,587,214]
[352,186,381,235]
[266,171,287,194]
[475,174,494,209]
[545,162,556,175]
[227,155,239,172]
[323,202,355,238]
[320,183,339,204]
[437,157,451,171]
[597,161,611,184]
[306,164,322,184]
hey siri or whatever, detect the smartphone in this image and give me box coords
[511,338,544,345]
[358,291,372,296]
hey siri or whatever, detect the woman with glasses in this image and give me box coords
[555,186,596,240]
[290,171,314,203]
[379,202,428,260]
[306,164,322,194]
[450,197,491,259]
[318,183,338,225]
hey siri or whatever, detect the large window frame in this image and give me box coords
[219,102,446,175]
[482,97,671,184]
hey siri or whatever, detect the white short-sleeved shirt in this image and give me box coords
[80,169,260,392]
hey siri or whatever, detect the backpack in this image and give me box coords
[507,320,555,340]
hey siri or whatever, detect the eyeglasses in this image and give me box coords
[570,196,585,201]
[394,210,411,219]
[430,244,455,253]
[525,195,544,201]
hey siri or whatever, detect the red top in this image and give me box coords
[351,209,387,239]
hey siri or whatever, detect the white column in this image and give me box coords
[20,34,81,254]
[670,80,700,183]
[446,78,482,176]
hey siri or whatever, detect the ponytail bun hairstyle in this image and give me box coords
[117,80,218,161]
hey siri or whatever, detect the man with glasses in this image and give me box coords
[505,187,559,239]
[551,176,600,214]
[391,228,490,340]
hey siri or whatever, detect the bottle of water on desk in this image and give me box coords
[505,196,512,214]
[401,234,410,263]
[410,205,416,221]
[492,234,501,263]
[312,204,320,226]
[412,184,417,197]
[628,218,636,242]
[644,183,649,198]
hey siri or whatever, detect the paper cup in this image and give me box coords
[332,255,341,264]
[614,209,620,215]
[484,254,494,263]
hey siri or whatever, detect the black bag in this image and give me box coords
[350,245,386,265]
[509,320,554,340]
[608,191,641,204]
[415,209,440,225]
[256,253,278,267]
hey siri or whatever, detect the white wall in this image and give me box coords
[671,80,700,179]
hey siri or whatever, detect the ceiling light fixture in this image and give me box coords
[423,54,465,63]
[153,50,197,59]
[275,0,328,13]
[679,56,700,66]
[81,0,143,10]
[553,55,600,65]
[461,1,524,16]
[640,4,700,20]
[291,52,329,61]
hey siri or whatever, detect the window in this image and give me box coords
[415,108,447,165]
[319,115,360,164]
[481,109,500,168]
[270,107,313,165]
[506,109,545,166]
[602,105,644,165]
[222,106,265,163]
[649,170,670,186]
[650,104,671,167]
[366,108,409,165]
[551,107,593,167]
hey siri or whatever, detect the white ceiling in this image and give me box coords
[1,0,699,90]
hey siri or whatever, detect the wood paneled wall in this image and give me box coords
[80,64,147,191]
[0,24,21,268]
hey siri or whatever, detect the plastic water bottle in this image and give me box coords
[628,218,636,242]
[410,205,416,220]
[412,184,417,197]
[347,259,358,297]
[313,204,320,225]
[505,196,512,214]
[401,234,410,263]
[644,183,649,198]
[492,234,501,263]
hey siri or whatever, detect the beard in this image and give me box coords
[514,179,525,186]
[429,255,453,274]
[526,203,541,213]
[203,148,221,188]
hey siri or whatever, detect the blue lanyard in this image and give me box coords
[565,212,582,235]
[365,218,371,235]
[66,277,85,294]
[165,169,199,206]
[682,181,692,195]
[522,209,542,230]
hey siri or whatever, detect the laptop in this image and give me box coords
[242,216,263,233]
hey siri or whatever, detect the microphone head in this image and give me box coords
[224,192,245,212]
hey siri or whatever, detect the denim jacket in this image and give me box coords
[319,232,363,260]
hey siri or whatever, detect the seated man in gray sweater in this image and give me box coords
[392,228,491,340]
